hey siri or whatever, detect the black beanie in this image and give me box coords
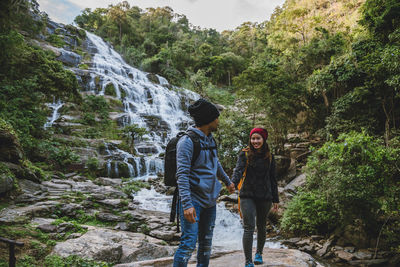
[188,98,220,126]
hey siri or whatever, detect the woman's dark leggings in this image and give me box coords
[240,198,272,263]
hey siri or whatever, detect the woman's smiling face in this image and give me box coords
[250,133,264,150]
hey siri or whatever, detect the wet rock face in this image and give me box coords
[56,49,82,67]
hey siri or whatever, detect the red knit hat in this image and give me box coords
[250,128,268,141]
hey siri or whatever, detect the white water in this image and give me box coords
[85,31,198,179]
[44,99,64,128]
[134,188,284,251]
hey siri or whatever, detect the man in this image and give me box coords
[173,98,235,267]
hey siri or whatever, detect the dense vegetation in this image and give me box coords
[1,0,399,256]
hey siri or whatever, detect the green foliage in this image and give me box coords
[122,124,147,154]
[360,0,400,43]
[121,179,151,195]
[21,159,48,181]
[86,157,100,172]
[282,131,400,249]
[46,34,66,48]
[37,140,80,170]
[281,190,339,234]
[44,255,110,267]
[0,30,79,158]
[214,110,253,174]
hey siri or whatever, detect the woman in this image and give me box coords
[232,128,279,267]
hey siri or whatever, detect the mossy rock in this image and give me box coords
[0,119,24,163]
[119,86,127,99]
[104,83,117,97]
[78,64,89,70]
[0,163,15,194]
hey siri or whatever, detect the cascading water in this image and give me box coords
[85,31,197,180]
[83,31,283,252]
[44,99,64,129]
[134,188,285,251]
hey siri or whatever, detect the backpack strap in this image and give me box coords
[186,130,201,165]
[237,149,249,219]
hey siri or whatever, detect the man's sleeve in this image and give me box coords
[217,160,232,186]
[176,136,194,211]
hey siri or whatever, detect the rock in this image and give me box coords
[282,237,302,246]
[18,179,42,194]
[0,173,14,194]
[136,145,158,154]
[56,48,81,67]
[95,212,124,222]
[335,250,355,262]
[97,177,122,186]
[188,248,323,267]
[353,249,374,260]
[146,73,160,84]
[316,235,335,257]
[284,173,307,195]
[0,201,61,224]
[348,258,389,266]
[59,203,84,217]
[38,223,58,233]
[52,227,175,263]
[0,125,24,163]
[97,199,126,209]
[344,246,356,253]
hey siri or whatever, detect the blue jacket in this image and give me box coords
[176,127,232,210]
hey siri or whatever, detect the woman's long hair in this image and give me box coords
[246,138,271,166]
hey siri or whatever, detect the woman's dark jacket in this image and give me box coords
[232,150,279,203]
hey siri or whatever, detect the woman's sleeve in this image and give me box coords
[231,151,247,188]
[270,155,279,203]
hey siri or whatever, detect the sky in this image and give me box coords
[37,0,286,32]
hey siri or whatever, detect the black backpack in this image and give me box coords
[164,130,201,187]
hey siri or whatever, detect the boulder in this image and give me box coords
[52,227,175,263]
[146,73,160,84]
[0,126,23,163]
[284,173,307,195]
[0,173,14,194]
[56,48,82,67]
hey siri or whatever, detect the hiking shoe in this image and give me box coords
[245,262,254,267]
[254,253,263,265]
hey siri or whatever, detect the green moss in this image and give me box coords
[46,34,66,48]
[121,179,151,195]
[78,63,89,70]
[104,83,116,97]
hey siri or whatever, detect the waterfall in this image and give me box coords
[44,99,64,129]
[85,31,197,180]
[82,31,283,252]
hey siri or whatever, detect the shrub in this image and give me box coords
[281,190,339,234]
[282,131,400,248]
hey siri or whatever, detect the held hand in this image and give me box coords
[227,183,235,194]
[271,203,279,213]
[183,207,197,223]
